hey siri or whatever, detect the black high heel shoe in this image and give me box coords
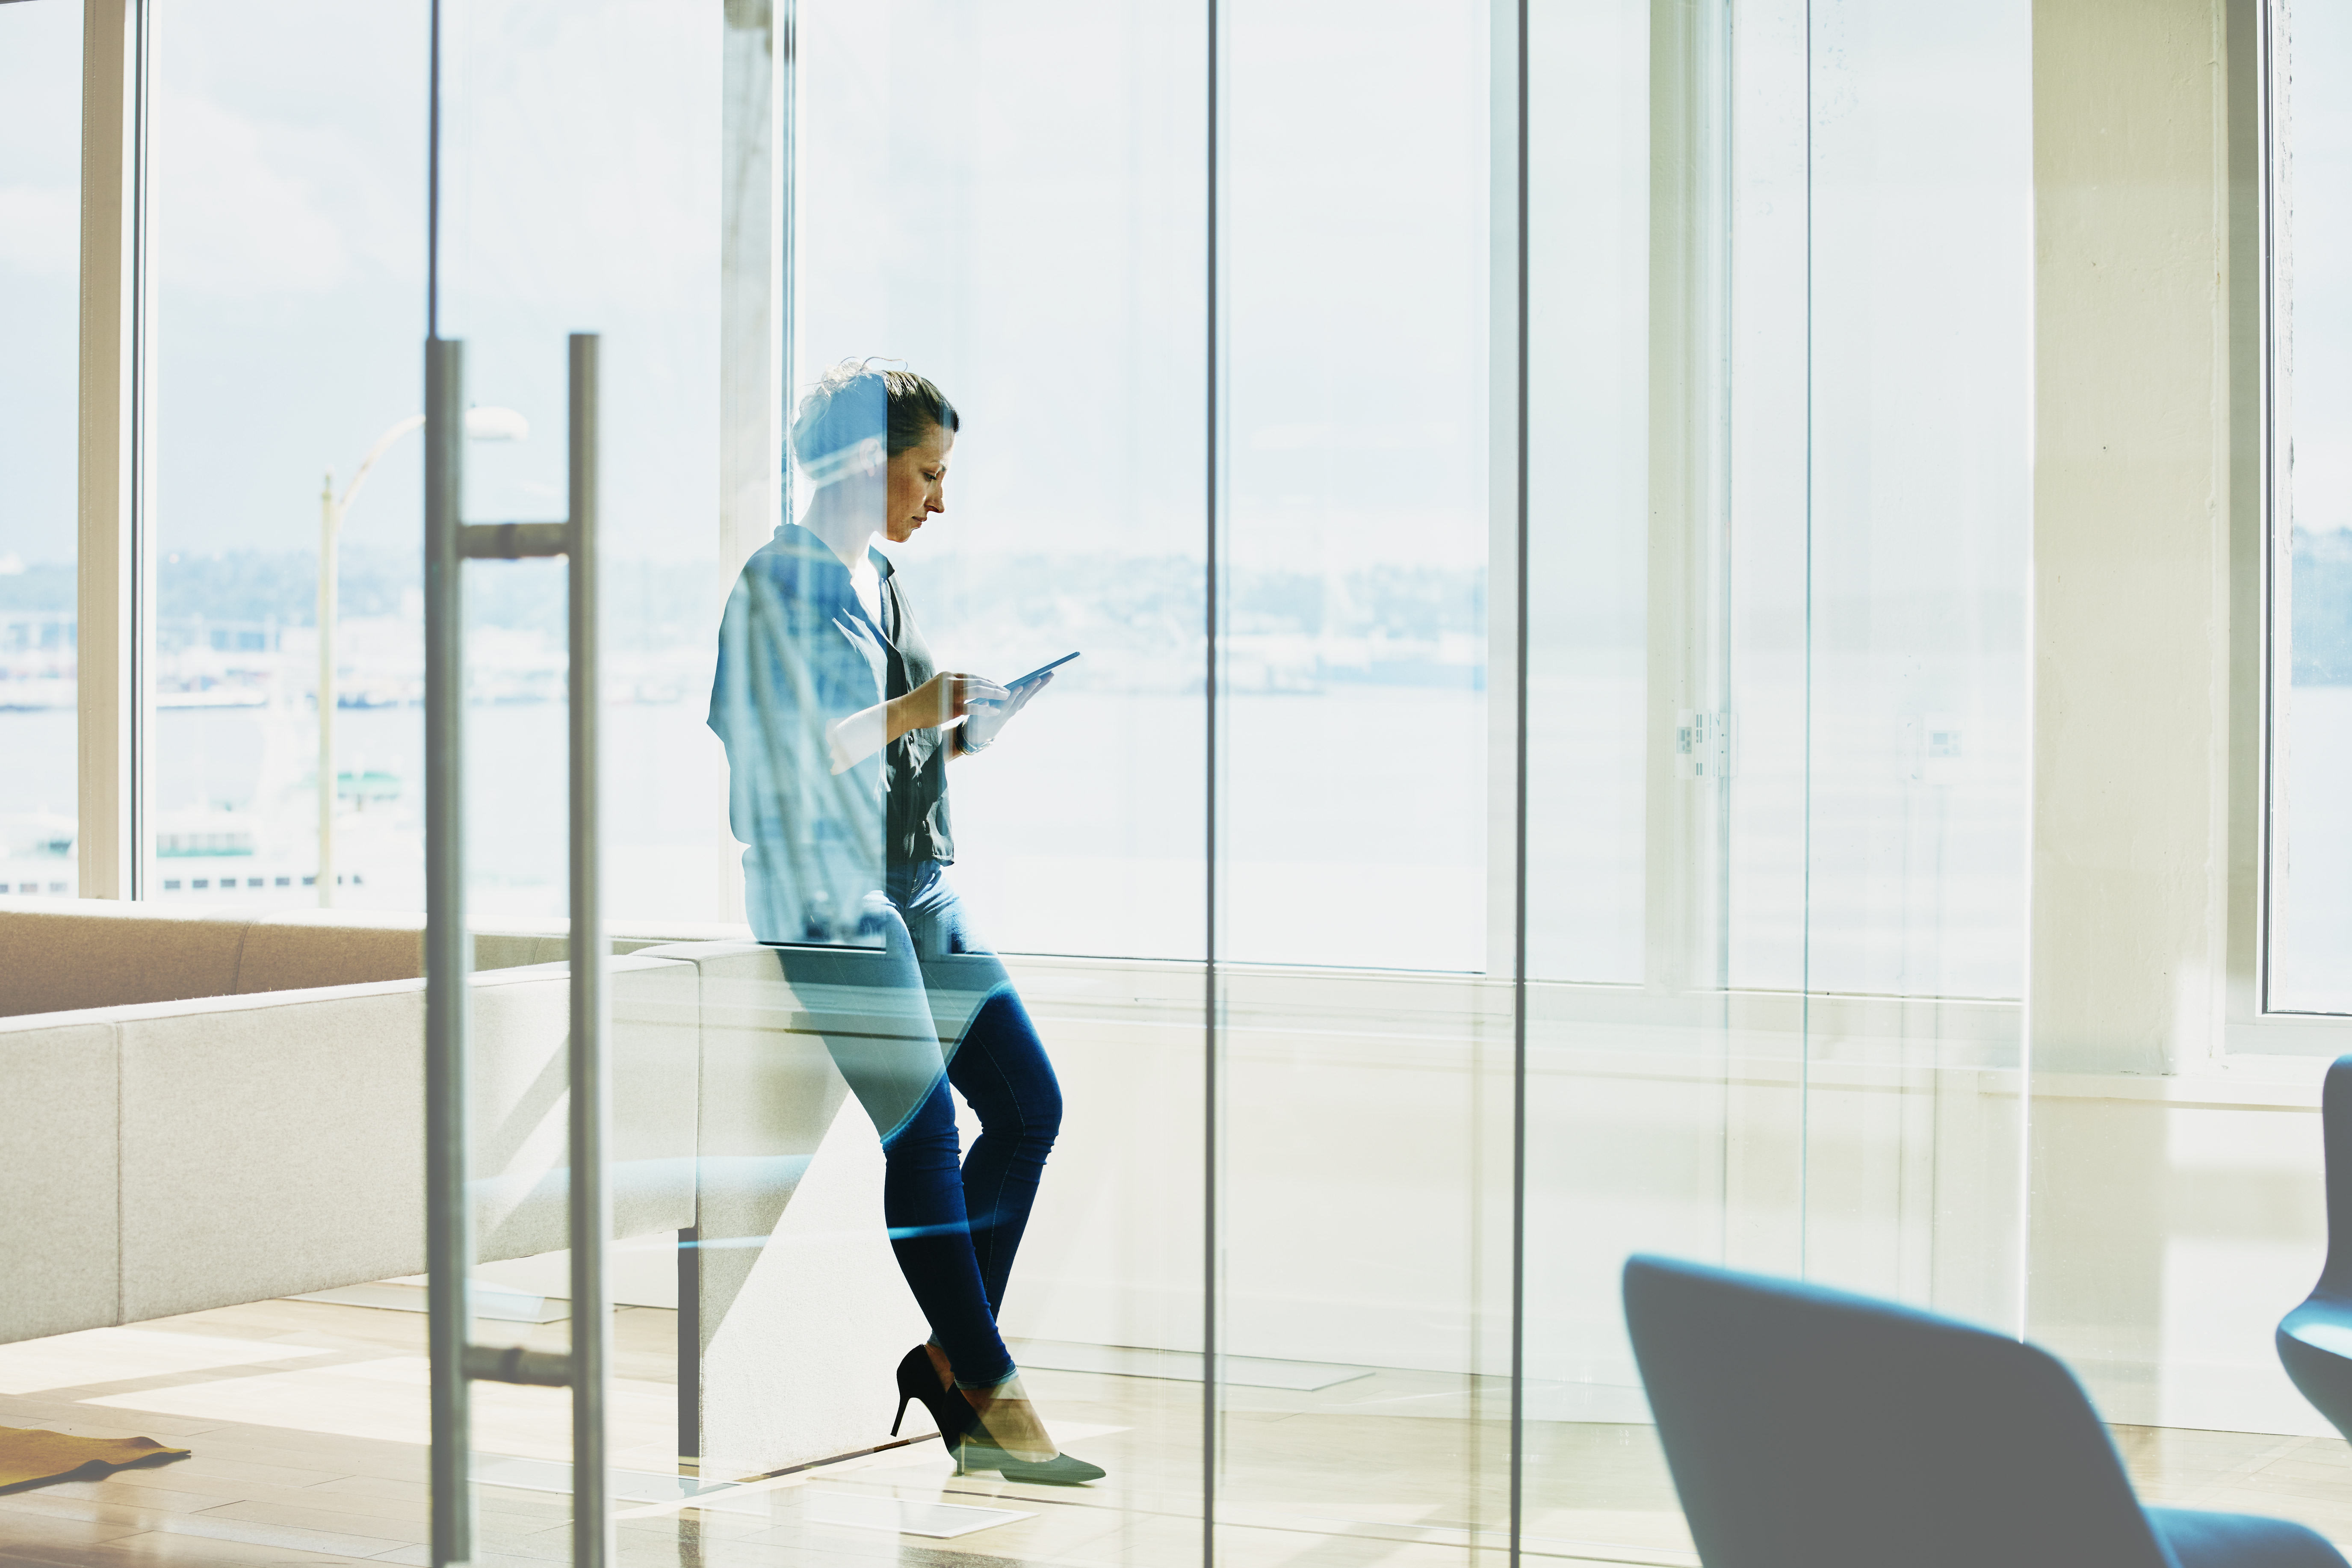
[891,1345,974,1442]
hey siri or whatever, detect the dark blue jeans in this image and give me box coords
[772,862,1059,1390]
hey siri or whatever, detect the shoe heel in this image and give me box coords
[891,1393,910,1438]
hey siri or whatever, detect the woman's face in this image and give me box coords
[883,424,954,543]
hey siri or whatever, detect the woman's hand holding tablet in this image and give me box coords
[962,652,1075,751]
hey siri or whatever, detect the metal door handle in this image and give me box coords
[424,332,609,1568]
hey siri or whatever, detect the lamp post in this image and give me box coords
[319,406,526,905]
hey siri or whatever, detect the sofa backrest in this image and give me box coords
[228,909,428,994]
[0,900,252,1018]
[0,899,740,1018]
[230,910,577,993]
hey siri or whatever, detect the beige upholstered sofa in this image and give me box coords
[0,898,925,1475]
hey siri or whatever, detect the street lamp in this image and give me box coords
[319,405,526,906]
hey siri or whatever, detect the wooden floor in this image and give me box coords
[1,1298,2347,1568]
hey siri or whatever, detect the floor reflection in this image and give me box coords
[0,1298,2343,1568]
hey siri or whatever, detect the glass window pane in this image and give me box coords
[148,0,428,907]
[1220,1,1494,976]
[2271,0,2352,1013]
[437,0,726,930]
[0,0,81,900]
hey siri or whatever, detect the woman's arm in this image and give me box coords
[827,670,1010,773]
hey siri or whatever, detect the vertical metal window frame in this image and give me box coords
[1647,0,1752,1277]
[1501,1,1530,1563]
[1645,0,1736,1013]
[1202,3,1224,1564]
[2226,0,2352,1052]
[77,0,150,902]
[683,0,793,1467]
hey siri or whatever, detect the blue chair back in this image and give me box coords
[2274,1056,2352,1444]
[1623,1254,2172,1568]
[2315,1058,2352,1296]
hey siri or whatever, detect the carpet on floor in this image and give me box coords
[0,1425,189,1490]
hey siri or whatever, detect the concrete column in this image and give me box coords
[2030,0,2234,1078]
[2027,0,2252,1422]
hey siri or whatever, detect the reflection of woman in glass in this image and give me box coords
[708,361,1101,1483]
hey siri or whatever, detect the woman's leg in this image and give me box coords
[935,1002,1075,1466]
[877,1075,1018,1389]
[772,929,1016,1391]
[946,987,1061,1319]
[894,865,1063,1320]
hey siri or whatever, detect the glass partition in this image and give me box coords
[0,1,2055,1564]
[431,0,725,1558]
[1213,0,1510,1560]
[1522,0,1732,1556]
[1519,1,2032,1562]
[783,2,1212,1559]
[1790,0,2030,1320]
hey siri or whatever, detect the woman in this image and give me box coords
[707,360,1100,1484]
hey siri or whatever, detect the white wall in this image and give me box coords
[2032,1067,2334,1437]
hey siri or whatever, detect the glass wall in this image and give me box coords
[757,3,2030,1566]
[1519,0,2032,1560]
[0,2,2043,1565]
[1786,0,2030,1322]
[1214,0,1510,1556]
[785,0,1213,1556]
[0,0,81,900]
[430,2,727,1553]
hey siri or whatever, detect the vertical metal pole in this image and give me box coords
[1202,2,1221,1563]
[779,0,797,517]
[1508,3,1531,1563]
[567,332,612,1568]
[425,335,476,1568]
[1799,0,1814,1278]
[677,1227,701,1464]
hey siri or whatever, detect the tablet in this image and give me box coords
[1003,651,1081,691]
